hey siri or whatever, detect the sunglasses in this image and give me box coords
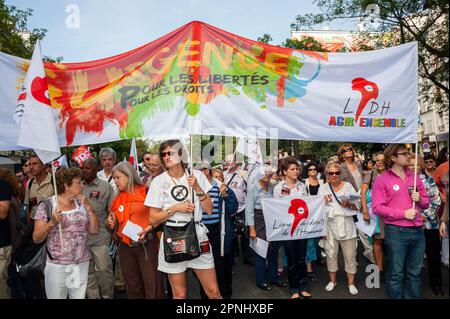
[328,171,341,176]
[161,151,178,158]
[308,168,317,172]
[425,160,435,164]
[342,148,353,153]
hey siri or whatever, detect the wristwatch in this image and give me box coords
[196,191,205,197]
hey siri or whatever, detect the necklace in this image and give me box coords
[168,170,189,202]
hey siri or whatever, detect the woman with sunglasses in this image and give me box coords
[337,144,374,264]
[361,152,387,277]
[273,157,311,299]
[416,154,443,296]
[319,163,360,295]
[145,140,221,299]
[304,162,324,281]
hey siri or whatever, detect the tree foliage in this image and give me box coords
[291,0,449,109]
[0,0,62,61]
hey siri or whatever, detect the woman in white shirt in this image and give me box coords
[145,140,221,299]
[273,157,311,299]
[319,162,360,295]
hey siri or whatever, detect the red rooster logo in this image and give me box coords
[288,199,309,237]
[351,78,379,122]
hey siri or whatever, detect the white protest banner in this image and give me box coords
[0,22,418,150]
[261,196,326,241]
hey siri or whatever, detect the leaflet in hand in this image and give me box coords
[122,220,143,242]
[355,212,377,236]
[338,193,361,202]
[249,237,269,259]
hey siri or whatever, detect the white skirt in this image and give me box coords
[157,223,215,274]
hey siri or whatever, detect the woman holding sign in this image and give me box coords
[145,140,221,299]
[273,157,311,299]
[319,162,360,295]
[107,161,164,299]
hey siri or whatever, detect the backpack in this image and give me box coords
[14,198,54,277]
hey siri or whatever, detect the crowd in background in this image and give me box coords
[0,143,448,299]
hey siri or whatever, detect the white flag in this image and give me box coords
[261,196,327,241]
[129,138,139,171]
[52,155,68,169]
[236,137,264,185]
[17,41,61,164]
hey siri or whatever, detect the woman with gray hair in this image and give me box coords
[106,161,164,298]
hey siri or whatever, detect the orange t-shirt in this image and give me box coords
[111,185,150,246]
[434,161,449,190]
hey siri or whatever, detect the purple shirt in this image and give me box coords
[372,168,429,227]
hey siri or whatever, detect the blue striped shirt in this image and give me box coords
[202,181,221,225]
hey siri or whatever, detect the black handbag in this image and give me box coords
[163,219,200,263]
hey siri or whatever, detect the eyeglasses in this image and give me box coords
[328,171,341,176]
[395,151,410,157]
[308,168,317,172]
[161,151,177,158]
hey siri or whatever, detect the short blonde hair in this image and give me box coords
[325,162,341,174]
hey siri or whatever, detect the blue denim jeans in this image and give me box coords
[253,241,280,286]
[384,224,426,299]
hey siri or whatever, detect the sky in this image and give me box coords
[7,0,358,62]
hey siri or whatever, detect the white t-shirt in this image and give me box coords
[97,169,118,195]
[273,180,307,198]
[224,170,246,212]
[144,170,212,223]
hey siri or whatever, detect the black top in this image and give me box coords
[307,183,320,196]
[0,178,12,247]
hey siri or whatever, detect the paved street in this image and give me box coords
[183,244,449,299]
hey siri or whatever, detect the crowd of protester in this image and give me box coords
[0,143,448,299]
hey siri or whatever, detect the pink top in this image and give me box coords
[34,196,91,265]
[372,168,429,227]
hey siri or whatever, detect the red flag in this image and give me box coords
[72,145,93,165]
[129,138,139,171]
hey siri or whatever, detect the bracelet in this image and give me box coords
[199,195,207,202]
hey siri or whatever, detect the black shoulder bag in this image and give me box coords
[163,169,200,263]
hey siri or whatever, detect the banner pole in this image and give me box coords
[51,161,64,251]
[412,142,418,211]
[412,105,421,212]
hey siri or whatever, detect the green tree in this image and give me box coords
[291,0,449,109]
[0,0,63,60]
[257,34,273,44]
